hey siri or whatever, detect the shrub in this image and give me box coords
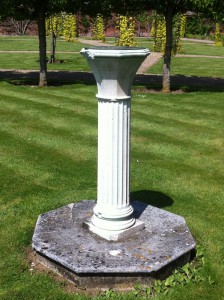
[115,15,136,47]
[92,14,105,42]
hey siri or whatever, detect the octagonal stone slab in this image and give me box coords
[32,200,196,288]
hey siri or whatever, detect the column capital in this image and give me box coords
[81,47,150,100]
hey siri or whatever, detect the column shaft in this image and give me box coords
[92,98,135,231]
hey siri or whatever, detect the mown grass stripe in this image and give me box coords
[0,129,97,193]
[0,101,97,132]
[132,95,224,117]
[0,85,97,110]
[132,111,221,134]
[133,96,221,109]
[0,93,98,132]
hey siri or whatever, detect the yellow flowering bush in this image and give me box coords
[63,14,77,42]
[116,15,136,47]
[153,17,166,53]
[45,15,63,37]
[152,14,186,55]
[92,14,105,42]
[214,23,223,46]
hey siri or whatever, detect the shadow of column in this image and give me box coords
[130,190,173,208]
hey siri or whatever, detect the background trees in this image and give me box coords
[138,0,194,93]
[1,0,223,90]
[192,0,224,46]
[1,0,80,86]
[96,0,196,93]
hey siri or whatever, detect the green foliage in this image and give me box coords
[92,14,105,42]
[192,0,224,22]
[101,289,116,298]
[137,12,151,37]
[98,246,215,299]
[116,15,136,47]
[185,15,214,37]
[145,245,215,295]
[81,15,91,34]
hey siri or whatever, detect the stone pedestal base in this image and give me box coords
[32,200,196,289]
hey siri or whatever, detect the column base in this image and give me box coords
[83,218,145,241]
[92,204,136,231]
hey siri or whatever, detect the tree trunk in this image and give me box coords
[138,21,141,37]
[11,19,30,35]
[76,14,79,37]
[163,7,174,93]
[37,2,47,87]
[48,31,56,63]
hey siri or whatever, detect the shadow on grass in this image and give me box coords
[135,74,224,92]
[130,190,173,208]
[1,70,224,91]
[0,70,95,86]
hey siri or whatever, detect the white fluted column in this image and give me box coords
[81,47,150,240]
[92,98,134,231]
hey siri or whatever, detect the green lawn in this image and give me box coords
[149,57,224,78]
[0,36,39,51]
[0,36,90,71]
[1,36,222,56]
[107,38,223,57]
[0,36,89,52]
[105,37,155,49]
[105,37,224,57]
[0,53,89,71]
[182,40,224,56]
[0,36,224,73]
[0,79,223,299]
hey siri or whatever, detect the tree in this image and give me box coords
[192,0,224,42]
[192,0,224,46]
[10,18,30,35]
[137,12,151,37]
[142,1,194,93]
[37,1,48,87]
[1,0,80,86]
[150,0,224,92]
[91,0,194,92]
[1,0,46,86]
[192,0,224,20]
[46,14,64,63]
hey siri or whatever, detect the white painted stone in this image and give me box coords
[81,47,150,238]
[84,217,145,241]
[80,47,150,101]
